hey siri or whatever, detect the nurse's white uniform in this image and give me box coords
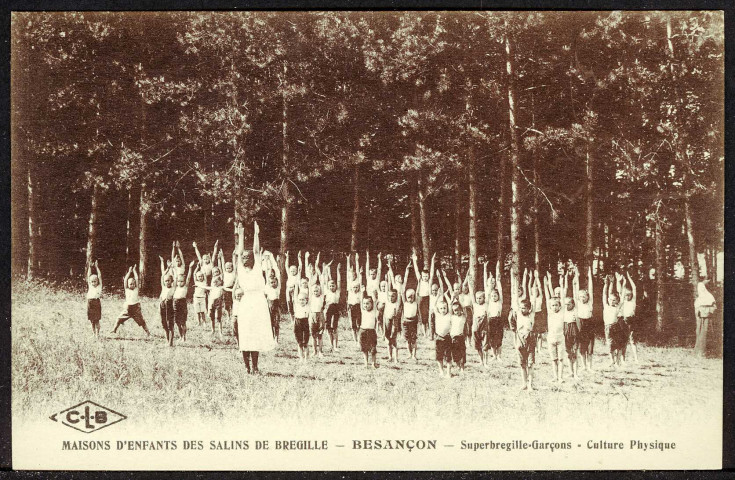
[236,266,276,352]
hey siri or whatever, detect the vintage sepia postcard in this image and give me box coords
[10,10,724,470]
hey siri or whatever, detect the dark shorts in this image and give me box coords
[473,316,488,350]
[564,322,579,357]
[349,304,361,331]
[463,307,473,337]
[209,298,223,323]
[451,335,466,364]
[624,315,638,341]
[533,309,547,333]
[385,315,401,344]
[487,316,504,350]
[605,320,626,351]
[310,312,325,338]
[402,317,418,343]
[578,318,594,355]
[435,335,452,362]
[325,304,340,331]
[117,303,147,328]
[223,290,233,314]
[359,328,377,354]
[294,317,310,347]
[87,298,101,325]
[160,298,175,331]
[286,289,295,316]
[419,296,430,325]
[268,299,281,328]
[173,298,187,327]
[515,330,537,367]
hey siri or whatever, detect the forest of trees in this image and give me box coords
[11,11,724,339]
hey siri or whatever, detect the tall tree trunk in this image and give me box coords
[126,187,134,266]
[280,181,290,268]
[654,205,665,335]
[468,145,478,292]
[497,152,508,269]
[410,177,420,258]
[85,181,99,269]
[417,169,431,270]
[533,151,540,272]
[505,25,521,286]
[27,164,36,279]
[454,185,462,272]
[684,196,698,297]
[139,184,149,293]
[585,143,594,270]
[350,164,360,252]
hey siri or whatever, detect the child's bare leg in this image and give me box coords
[436,360,444,377]
[371,351,377,368]
[363,351,369,367]
[528,364,535,390]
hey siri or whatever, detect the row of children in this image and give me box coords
[84,240,640,381]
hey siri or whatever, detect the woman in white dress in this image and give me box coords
[234,221,275,374]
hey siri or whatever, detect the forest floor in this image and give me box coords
[12,279,722,436]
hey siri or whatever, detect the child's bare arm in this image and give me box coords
[132,264,139,284]
[193,242,203,263]
[212,239,219,260]
[627,271,637,299]
[94,261,102,289]
[588,266,594,306]
[186,260,196,285]
[412,252,421,282]
[177,242,185,266]
[429,252,436,285]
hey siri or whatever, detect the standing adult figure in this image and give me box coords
[694,280,717,357]
[235,221,275,374]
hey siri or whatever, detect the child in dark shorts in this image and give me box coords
[450,301,467,373]
[383,286,402,363]
[111,266,151,337]
[358,296,378,368]
[511,269,536,391]
[85,260,102,338]
[573,265,595,371]
[158,265,176,346]
[433,273,454,377]
[172,263,195,344]
[293,291,311,361]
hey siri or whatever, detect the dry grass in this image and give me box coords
[12,279,722,433]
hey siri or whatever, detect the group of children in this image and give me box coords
[85,246,643,384]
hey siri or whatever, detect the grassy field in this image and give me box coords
[12,279,722,433]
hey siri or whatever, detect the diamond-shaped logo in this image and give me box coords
[50,401,126,434]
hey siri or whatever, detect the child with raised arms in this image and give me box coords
[172,260,196,344]
[284,251,302,322]
[86,260,103,338]
[510,269,536,390]
[573,265,594,371]
[222,249,237,322]
[471,263,488,366]
[412,252,435,338]
[359,295,379,369]
[263,251,282,344]
[308,260,328,358]
[458,269,473,347]
[111,265,151,337]
[449,298,467,374]
[396,260,418,362]
[383,266,402,363]
[170,241,186,278]
[192,264,208,327]
[158,255,176,345]
[324,262,342,352]
[545,270,565,382]
[620,271,639,363]
[433,272,454,377]
[603,275,625,368]
[346,253,364,343]
[193,240,219,285]
[561,271,581,380]
[484,260,504,362]
[292,287,311,361]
